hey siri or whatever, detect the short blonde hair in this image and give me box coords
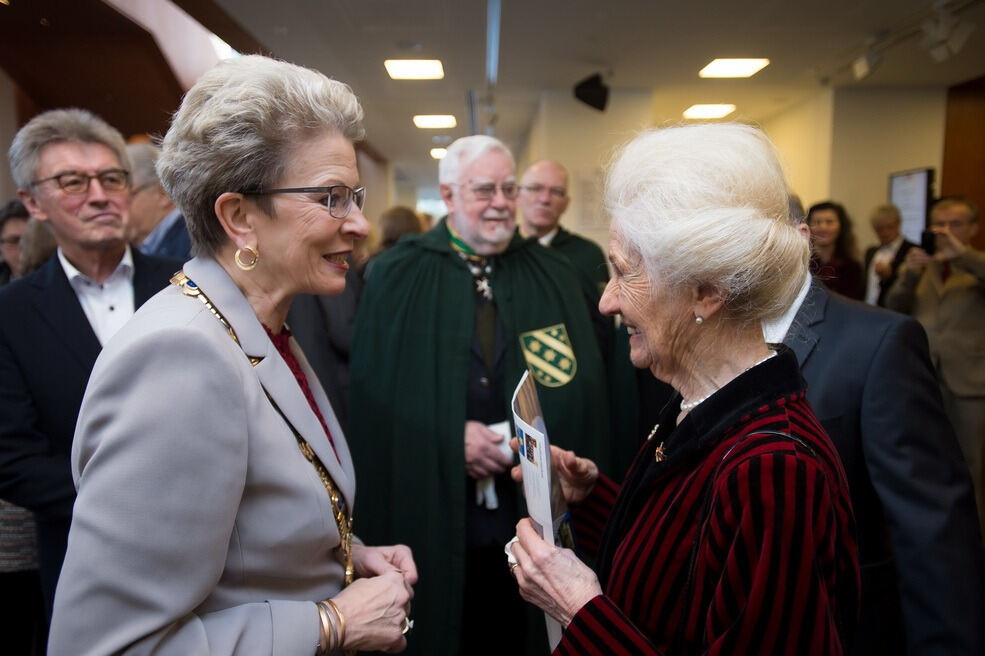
[157,55,364,256]
[605,123,807,325]
[869,204,901,226]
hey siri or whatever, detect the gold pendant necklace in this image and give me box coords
[647,423,666,463]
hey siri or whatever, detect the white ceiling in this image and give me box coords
[215,0,985,195]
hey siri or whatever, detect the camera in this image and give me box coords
[920,229,936,255]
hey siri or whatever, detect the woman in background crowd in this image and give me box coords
[808,200,864,299]
[362,205,424,279]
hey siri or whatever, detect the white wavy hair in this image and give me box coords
[605,123,807,324]
[438,135,514,185]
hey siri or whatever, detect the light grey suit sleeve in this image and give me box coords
[49,326,319,655]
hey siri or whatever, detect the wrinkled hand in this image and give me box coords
[511,442,598,504]
[904,247,932,275]
[510,519,602,627]
[464,420,513,478]
[932,225,967,261]
[352,543,418,587]
[332,570,413,653]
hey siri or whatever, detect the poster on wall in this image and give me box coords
[888,168,935,243]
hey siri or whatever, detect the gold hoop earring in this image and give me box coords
[234,245,259,271]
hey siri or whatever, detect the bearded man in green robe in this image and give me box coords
[349,137,613,655]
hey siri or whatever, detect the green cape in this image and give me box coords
[550,226,609,291]
[348,221,611,655]
[548,226,642,478]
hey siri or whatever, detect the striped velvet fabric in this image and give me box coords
[559,350,860,655]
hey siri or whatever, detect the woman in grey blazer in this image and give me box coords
[49,55,417,655]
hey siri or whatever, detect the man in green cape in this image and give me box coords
[518,159,608,292]
[349,137,612,655]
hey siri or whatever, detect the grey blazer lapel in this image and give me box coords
[182,256,356,506]
[784,280,827,368]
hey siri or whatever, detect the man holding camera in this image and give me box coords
[887,196,985,538]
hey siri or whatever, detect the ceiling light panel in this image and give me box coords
[698,58,770,78]
[430,148,448,159]
[682,104,736,119]
[413,115,457,129]
[385,59,444,80]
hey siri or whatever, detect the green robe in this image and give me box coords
[349,221,611,655]
[550,226,609,292]
[547,226,642,479]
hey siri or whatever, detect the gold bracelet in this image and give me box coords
[318,601,339,652]
[323,598,346,650]
[316,602,333,655]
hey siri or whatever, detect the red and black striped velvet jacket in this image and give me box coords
[558,349,860,655]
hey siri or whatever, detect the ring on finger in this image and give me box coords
[509,562,519,575]
[402,617,414,635]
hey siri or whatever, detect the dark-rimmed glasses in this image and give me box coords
[242,185,366,219]
[453,181,519,201]
[521,183,567,199]
[31,169,130,195]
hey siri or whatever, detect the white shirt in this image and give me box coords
[57,246,135,346]
[537,227,560,246]
[762,273,812,344]
[864,234,905,305]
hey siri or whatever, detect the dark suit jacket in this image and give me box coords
[864,239,916,307]
[0,250,180,612]
[286,258,363,433]
[785,281,985,655]
[152,214,192,261]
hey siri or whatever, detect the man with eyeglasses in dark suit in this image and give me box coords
[0,109,179,618]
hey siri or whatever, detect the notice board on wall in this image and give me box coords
[889,168,935,243]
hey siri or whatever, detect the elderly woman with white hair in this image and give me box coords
[49,55,416,655]
[508,124,860,654]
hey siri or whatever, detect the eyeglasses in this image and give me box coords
[455,181,520,201]
[930,219,975,230]
[242,185,366,219]
[31,169,130,195]
[521,183,567,199]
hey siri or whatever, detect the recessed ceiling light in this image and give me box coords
[413,115,457,129]
[698,58,770,78]
[385,59,444,80]
[430,148,448,159]
[682,104,736,119]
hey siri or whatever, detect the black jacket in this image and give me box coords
[786,280,985,655]
[0,250,180,613]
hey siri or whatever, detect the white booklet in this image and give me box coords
[511,370,575,651]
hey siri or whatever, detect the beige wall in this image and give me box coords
[761,88,834,210]
[517,89,652,248]
[356,150,394,252]
[519,84,947,255]
[828,87,945,250]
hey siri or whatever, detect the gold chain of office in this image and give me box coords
[170,271,354,587]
